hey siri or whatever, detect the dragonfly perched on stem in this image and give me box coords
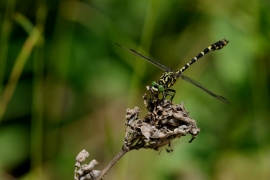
[116,39,230,104]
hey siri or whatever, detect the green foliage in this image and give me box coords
[0,0,270,179]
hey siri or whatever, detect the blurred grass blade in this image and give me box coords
[0,25,43,122]
[0,0,16,97]
[14,12,35,34]
[127,0,160,106]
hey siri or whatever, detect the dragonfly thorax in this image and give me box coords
[158,71,179,88]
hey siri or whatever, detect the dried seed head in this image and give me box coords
[123,95,200,152]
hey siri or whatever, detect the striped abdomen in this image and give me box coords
[177,39,229,75]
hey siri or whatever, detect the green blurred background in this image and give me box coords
[0,0,270,179]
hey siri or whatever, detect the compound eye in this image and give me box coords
[151,81,157,86]
[158,85,164,92]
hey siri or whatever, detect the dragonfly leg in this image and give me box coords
[165,89,176,101]
[161,91,167,100]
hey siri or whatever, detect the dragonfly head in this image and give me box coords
[151,81,165,93]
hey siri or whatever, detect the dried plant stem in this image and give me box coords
[75,98,200,180]
[96,149,128,180]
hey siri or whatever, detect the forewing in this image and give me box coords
[115,43,173,72]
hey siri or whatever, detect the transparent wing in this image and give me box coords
[179,74,230,104]
[115,43,173,72]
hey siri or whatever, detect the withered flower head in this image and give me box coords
[123,94,200,152]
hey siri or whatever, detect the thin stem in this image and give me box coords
[96,149,129,180]
[30,1,47,179]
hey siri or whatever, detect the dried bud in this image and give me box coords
[74,150,101,180]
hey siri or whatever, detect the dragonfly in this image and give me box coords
[116,39,230,104]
